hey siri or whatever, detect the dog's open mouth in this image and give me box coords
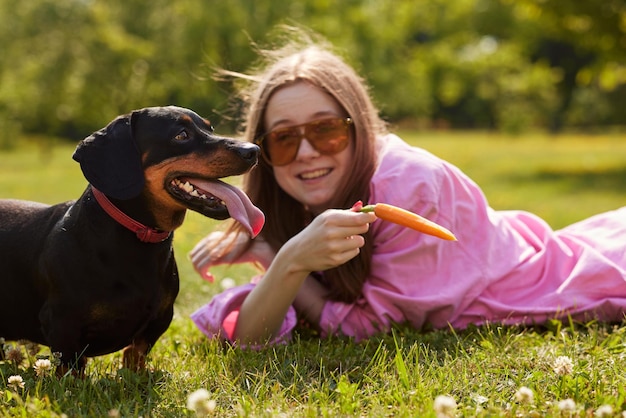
[168,177,264,237]
[171,178,224,209]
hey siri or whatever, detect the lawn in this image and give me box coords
[1,130,625,417]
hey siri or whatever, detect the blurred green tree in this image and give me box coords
[0,0,623,142]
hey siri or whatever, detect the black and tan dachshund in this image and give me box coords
[0,106,264,375]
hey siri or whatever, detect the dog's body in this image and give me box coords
[0,106,263,373]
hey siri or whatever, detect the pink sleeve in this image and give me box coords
[319,297,393,341]
[190,283,298,349]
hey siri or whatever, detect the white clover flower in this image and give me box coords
[7,375,25,390]
[433,395,457,418]
[472,394,489,405]
[595,404,613,417]
[52,351,63,366]
[558,398,576,412]
[33,358,52,377]
[553,355,574,376]
[220,277,236,290]
[514,386,534,404]
[5,345,25,364]
[187,388,216,415]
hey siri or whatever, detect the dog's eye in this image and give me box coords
[174,130,189,141]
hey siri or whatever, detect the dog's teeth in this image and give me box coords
[182,182,194,193]
[190,190,200,197]
[200,194,207,199]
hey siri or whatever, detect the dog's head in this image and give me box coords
[73,106,264,236]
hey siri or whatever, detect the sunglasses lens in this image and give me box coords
[263,128,301,166]
[308,119,350,154]
[260,118,351,166]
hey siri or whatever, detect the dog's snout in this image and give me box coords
[238,143,260,163]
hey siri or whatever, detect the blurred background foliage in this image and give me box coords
[0,0,624,145]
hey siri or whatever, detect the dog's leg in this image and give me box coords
[39,301,89,377]
[51,347,89,378]
[122,340,150,371]
[121,304,175,372]
[55,358,87,378]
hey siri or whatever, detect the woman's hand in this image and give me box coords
[280,209,376,275]
[189,231,275,282]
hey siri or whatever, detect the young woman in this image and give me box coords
[189,34,626,347]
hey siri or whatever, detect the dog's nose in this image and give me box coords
[237,143,260,163]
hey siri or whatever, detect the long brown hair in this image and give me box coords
[218,28,387,302]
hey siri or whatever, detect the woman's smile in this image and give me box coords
[298,167,333,181]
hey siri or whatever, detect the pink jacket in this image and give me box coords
[191,134,626,344]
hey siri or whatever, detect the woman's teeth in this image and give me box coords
[299,168,331,180]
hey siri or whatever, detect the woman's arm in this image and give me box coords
[293,275,328,325]
[232,209,375,344]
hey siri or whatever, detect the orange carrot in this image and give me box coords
[358,203,457,241]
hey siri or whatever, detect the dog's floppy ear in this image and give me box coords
[73,113,144,200]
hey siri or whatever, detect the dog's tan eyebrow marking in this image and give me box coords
[181,114,193,123]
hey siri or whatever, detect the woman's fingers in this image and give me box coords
[189,232,224,267]
[189,231,247,268]
[287,210,374,272]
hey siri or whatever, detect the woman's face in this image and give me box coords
[263,81,353,214]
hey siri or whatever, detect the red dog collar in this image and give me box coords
[91,187,171,243]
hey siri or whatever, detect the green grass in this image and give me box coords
[1,131,626,417]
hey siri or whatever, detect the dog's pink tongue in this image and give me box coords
[192,179,265,237]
